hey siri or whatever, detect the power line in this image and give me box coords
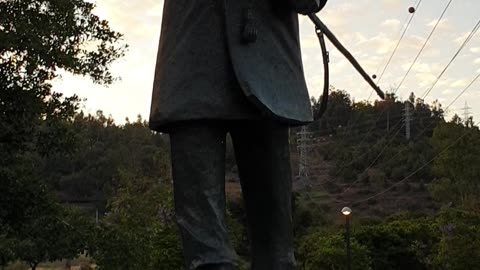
[332,109,477,204]
[348,101,478,189]
[332,1,473,152]
[308,112,405,135]
[334,84,477,199]
[311,110,479,198]
[344,98,399,156]
[308,113,450,169]
[340,122,405,195]
[297,120,402,186]
[299,21,480,206]
[370,3,414,82]
[350,128,471,205]
[375,0,424,86]
[342,104,479,204]
[310,113,446,187]
[365,0,423,102]
[321,95,409,160]
[420,18,480,99]
[358,10,478,154]
[304,62,479,199]
[395,0,454,97]
[310,110,407,164]
[304,114,444,188]
[309,104,453,138]
[310,112,449,174]
[445,72,480,108]
[297,114,478,209]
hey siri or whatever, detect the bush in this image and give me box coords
[297,232,372,270]
[92,172,183,270]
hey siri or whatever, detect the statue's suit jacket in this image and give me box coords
[149,0,314,132]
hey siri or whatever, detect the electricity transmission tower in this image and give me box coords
[296,126,315,188]
[404,101,412,140]
[462,101,472,124]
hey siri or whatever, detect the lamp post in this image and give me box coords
[341,207,352,270]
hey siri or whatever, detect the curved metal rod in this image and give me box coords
[308,14,385,100]
[315,28,330,119]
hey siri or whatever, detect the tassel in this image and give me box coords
[242,8,258,43]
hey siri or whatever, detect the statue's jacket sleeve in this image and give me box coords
[149,0,313,132]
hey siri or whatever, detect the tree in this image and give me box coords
[432,209,480,269]
[355,215,439,270]
[0,0,126,83]
[40,112,171,209]
[93,171,183,270]
[1,0,126,267]
[14,206,93,270]
[297,231,372,270]
[1,0,126,157]
[430,122,480,211]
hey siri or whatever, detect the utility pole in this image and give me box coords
[404,101,412,140]
[297,126,314,188]
[462,101,471,125]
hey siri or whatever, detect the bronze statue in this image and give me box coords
[149,1,328,269]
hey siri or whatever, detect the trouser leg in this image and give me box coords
[169,123,236,270]
[230,121,296,270]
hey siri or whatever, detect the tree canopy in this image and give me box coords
[0,1,126,268]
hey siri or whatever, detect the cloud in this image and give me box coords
[415,73,437,88]
[383,0,403,9]
[300,33,322,49]
[454,31,476,44]
[382,19,401,30]
[450,79,469,88]
[426,18,450,31]
[318,2,370,34]
[401,62,432,73]
[442,89,454,95]
[357,33,395,55]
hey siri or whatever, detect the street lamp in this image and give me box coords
[341,207,352,270]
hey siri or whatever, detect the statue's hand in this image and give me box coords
[288,0,327,15]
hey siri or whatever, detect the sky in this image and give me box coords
[52,0,480,124]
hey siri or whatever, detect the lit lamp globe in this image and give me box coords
[341,207,352,216]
